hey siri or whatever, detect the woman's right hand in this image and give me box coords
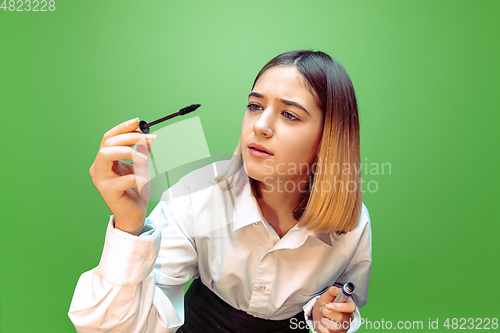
[89,117,157,236]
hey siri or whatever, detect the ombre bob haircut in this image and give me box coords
[216,50,362,235]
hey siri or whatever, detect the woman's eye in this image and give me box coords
[247,103,262,112]
[283,111,299,121]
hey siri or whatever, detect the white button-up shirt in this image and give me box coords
[68,161,372,333]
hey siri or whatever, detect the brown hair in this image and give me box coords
[217,50,362,234]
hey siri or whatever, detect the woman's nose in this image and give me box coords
[253,109,274,137]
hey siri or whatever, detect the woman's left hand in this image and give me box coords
[311,286,356,332]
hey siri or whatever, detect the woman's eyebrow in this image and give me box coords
[248,91,310,116]
[280,99,310,116]
[248,92,264,99]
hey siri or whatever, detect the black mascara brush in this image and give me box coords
[139,104,201,134]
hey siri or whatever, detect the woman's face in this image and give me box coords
[241,66,324,186]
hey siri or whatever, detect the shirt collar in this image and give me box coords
[228,173,333,247]
[230,174,263,232]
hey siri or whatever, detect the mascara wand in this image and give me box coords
[139,104,201,134]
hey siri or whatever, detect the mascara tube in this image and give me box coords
[333,282,355,303]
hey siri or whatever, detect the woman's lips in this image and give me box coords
[248,147,273,159]
[248,142,273,155]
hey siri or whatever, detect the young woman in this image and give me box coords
[69,50,372,333]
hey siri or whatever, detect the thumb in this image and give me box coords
[319,286,341,304]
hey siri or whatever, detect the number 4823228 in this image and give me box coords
[1,0,55,11]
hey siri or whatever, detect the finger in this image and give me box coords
[112,160,131,176]
[109,174,151,201]
[314,314,330,333]
[110,155,151,192]
[106,174,149,194]
[100,118,140,147]
[91,141,150,178]
[138,178,152,200]
[112,160,149,177]
[320,305,354,331]
[136,137,153,158]
[316,315,341,333]
[325,298,356,314]
[131,143,152,178]
[320,306,343,323]
[95,146,149,179]
[317,324,331,333]
[318,316,349,333]
[102,132,156,149]
[133,161,151,194]
[330,320,350,333]
[319,286,341,303]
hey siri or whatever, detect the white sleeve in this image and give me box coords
[338,210,372,310]
[334,209,372,333]
[68,184,198,333]
[303,206,372,333]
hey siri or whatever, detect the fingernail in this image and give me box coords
[138,153,148,160]
[319,306,323,313]
[126,118,138,127]
[142,134,156,140]
[326,304,336,310]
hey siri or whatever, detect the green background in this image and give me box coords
[1,0,499,332]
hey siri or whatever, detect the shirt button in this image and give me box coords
[259,285,266,291]
[253,222,258,226]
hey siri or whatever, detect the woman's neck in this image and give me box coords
[255,175,309,238]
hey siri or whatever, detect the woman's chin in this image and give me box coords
[243,161,269,182]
